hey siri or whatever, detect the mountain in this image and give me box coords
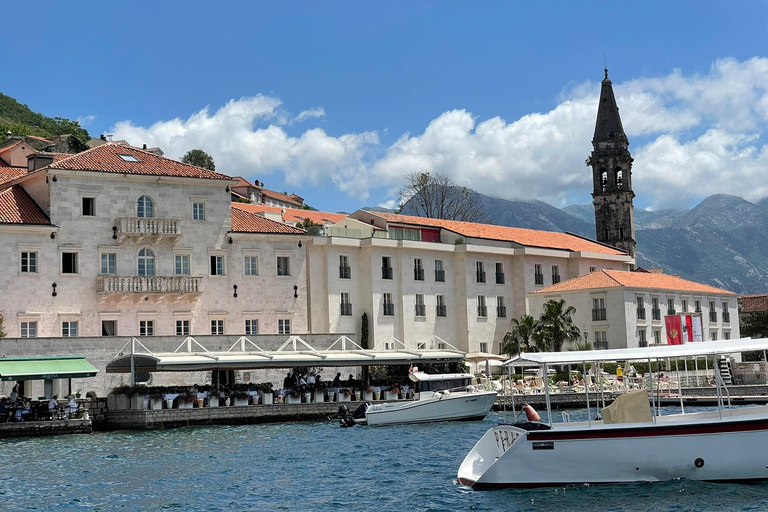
[0,93,90,143]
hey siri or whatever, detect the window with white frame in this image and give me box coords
[477,295,487,317]
[415,294,425,317]
[589,266,597,273]
[278,319,291,334]
[592,297,606,321]
[20,321,37,338]
[476,261,486,283]
[244,256,259,276]
[695,300,702,313]
[434,259,445,282]
[638,329,647,347]
[210,255,224,276]
[383,293,394,316]
[137,195,154,218]
[277,256,290,276]
[551,265,560,284]
[414,258,424,281]
[175,254,190,275]
[193,202,205,221]
[594,331,608,350]
[101,320,117,336]
[479,342,489,353]
[722,302,731,323]
[211,319,224,335]
[21,251,37,273]
[62,321,78,337]
[436,294,446,317]
[534,263,543,285]
[101,253,116,275]
[496,296,506,317]
[724,331,730,340]
[176,320,190,336]
[667,298,675,315]
[340,292,352,316]
[139,320,154,336]
[653,330,661,344]
[682,299,688,312]
[62,252,78,274]
[245,319,259,335]
[138,248,155,277]
[339,255,351,279]
[710,331,717,341]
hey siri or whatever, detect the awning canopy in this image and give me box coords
[0,357,99,381]
[106,335,466,374]
[504,337,768,366]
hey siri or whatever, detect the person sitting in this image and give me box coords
[332,372,342,388]
[14,399,30,422]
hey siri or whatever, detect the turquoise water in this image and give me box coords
[2,409,768,511]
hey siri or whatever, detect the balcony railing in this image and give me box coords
[97,276,202,294]
[435,269,445,282]
[436,305,447,317]
[496,272,505,284]
[383,303,395,316]
[594,341,608,350]
[496,306,507,318]
[592,308,606,321]
[534,273,544,285]
[382,267,393,280]
[667,309,676,316]
[476,271,486,284]
[114,217,181,241]
[709,312,718,323]
[415,304,426,317]
[414,268,424,281]
[477,305,487,317]
[339,266,351,279]
[636,308,646,320]
[652,308,661,321]
[552,274,561,284]
[340,303,352,316]
[723,312,731,324]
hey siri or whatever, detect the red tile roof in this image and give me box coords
[260,187,303,207]
[739,294,768,313]
[531,269,736,295]
[43,143,234,181]
[0,165,26,186]
[368,212,625,255]
[0,185,51,225]
[231,208,306,234]
[232,203,348,225]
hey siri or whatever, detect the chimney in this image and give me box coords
[100,134,107,141]
[143,144,147,150]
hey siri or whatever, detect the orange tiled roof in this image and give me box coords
[232,203,348,225]
[0,185,51,225]
[0,165,26,186]
[369,212,625,255]
[531,269,736,295]
[42,143,233,181]
[739,294,768,313]
[260,187,303,206]
[231,207,306,234]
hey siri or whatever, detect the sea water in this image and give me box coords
[1,409,767,512]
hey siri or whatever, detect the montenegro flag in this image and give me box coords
[665,315,683,345]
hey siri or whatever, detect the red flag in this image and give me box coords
[665,315,683,345]
[685,315,695,342]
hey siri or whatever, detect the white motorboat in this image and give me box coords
[457,338,768,489]
[363,371,497,427]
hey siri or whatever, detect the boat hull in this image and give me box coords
[365,391,497,427]
[458,413,768,488]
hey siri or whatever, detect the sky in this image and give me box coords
[4,2,768,213]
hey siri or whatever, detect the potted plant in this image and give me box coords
[149,389,164,410]
[364,386,374,401]
[326,388,336,402]
[177,391,196,409]
[339,388,352,403]
[232,390,249,407]
[75,390,82,399]
[313,384,326,404]
[258,383,274,405]
[208,389,221,407]
[286,388,302,405]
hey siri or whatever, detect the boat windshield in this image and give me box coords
[420,378,471,392]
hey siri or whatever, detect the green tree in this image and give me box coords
[180,149,216,171]
[532,299,581,352]
[741,311,768,338]
[299,218,322,236]
[501,315,537,355]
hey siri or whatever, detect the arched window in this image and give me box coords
[599,169,608,191]
[619,226,625,241]
[138,248,155,277]
[137,196,154,218]
[615,167,624,188]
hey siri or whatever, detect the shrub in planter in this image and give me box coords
[232,390,250,406]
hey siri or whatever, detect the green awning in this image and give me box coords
[0,357,99,381]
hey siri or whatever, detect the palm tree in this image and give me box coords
[533,299,581,352]
[501,315,537,356]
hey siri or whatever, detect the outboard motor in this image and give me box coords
[338,402,370,428]
[352,402,369,420]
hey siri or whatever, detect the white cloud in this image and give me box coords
[110,57,768,210]
[76,115,96,127]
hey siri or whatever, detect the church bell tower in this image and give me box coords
[589,68,636,262]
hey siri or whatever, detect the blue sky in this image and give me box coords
[3,2,768,212]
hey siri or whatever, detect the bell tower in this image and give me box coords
[588,68,636,262]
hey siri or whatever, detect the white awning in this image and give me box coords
[504,338,768,366]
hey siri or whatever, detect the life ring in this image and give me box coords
[523,404,541,422]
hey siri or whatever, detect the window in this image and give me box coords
[414,258,424,281]
[495,263,505,284]
[383,293,394,316]
[436,295,446,317]
[592,297,606,321]
[636,296,646,320]
[101,320,116,336]
[667,299,675,316]
[119,154,139,162]
[277,256,290,276]
[245,319,258,335]
[139,320,154,336]
[415,294,426,317]
[722,302,731,324]
[244,256,258,276]
[175,254,190,275]
[651,298,661,321]
[138,248,155,277]
[176,320,190,336]
[62,252,78,274]
[638,329,647,348]
[137,195,154,218]
[723,331,731,340]
[341,292,352,316]
[594,331,608,350]
[21,251,37,273]
[278,319,291,335]
[101,253,116,275]
[382,256,393,280]
[210,255,225,276]
[709,301,717,323]
[477,295,487,317]
[653,330,661,345]
[434,259,445,282]
[695,300,702,313]
[496,296,506,318]
[62,321,78,337]
[551,265,560,284]
[389,227,420,241]
[339,255,351,279]
[589,266,597,273]
[710,332,717,341]
[534,264,544,285]
[479,342,488,353]
[210,320,224,335]
[682,300,688,312]
[193,202,205,220]
[20,321,36,338]
[476,262,486,283]
[82,197,95,216]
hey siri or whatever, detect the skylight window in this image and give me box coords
[118,154,139,162]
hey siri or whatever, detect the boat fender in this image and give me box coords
[433,392,442,399]
[467,385,475,393]
[523,404,540,422]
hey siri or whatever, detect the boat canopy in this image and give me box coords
[504,337,768,366]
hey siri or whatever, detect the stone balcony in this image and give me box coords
[114,217,182,243]
[97,276,203,295]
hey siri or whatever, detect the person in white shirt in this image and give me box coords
[67,397,78,419]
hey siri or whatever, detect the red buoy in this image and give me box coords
[523,404,540,422]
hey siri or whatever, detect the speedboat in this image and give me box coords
[457,338,768,489]
[363,371,497,427]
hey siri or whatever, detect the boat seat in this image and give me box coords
[601,390,652,424]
